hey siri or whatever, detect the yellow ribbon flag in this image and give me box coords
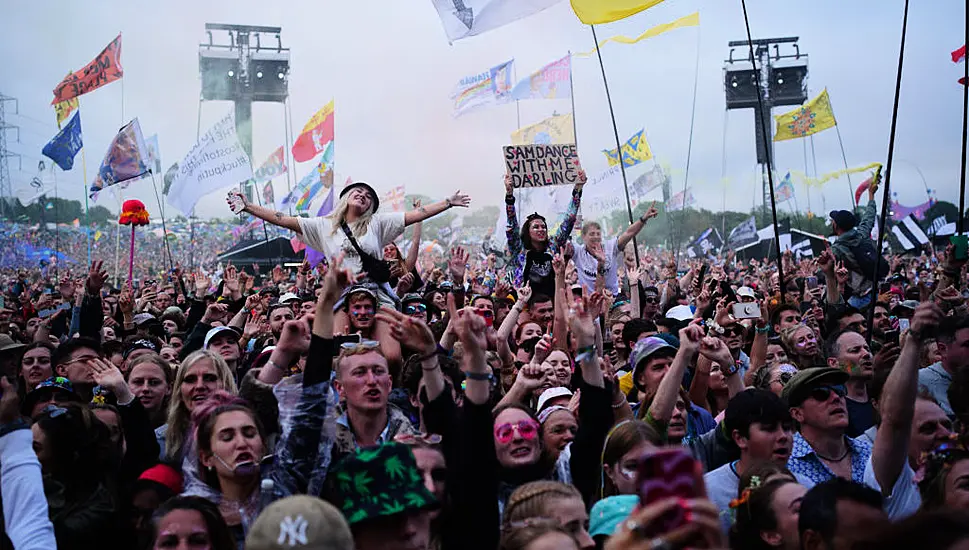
[511,113,575,145]
[574,12,699,57]
[571,0,666,25]
[773,88,837,142]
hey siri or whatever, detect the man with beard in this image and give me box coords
[704,389,797,531]
[826,329,876,437]
[268,302,295,340]
[871,302,896,348]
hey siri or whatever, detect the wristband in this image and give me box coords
[417,348,438,364]
[576,345,596,363]
[722,361,741,377]
[464,370,494,382]
[755,324,771,335]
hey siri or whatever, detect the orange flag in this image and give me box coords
[51,35,124,105]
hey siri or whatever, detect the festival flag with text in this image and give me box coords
[570,0,665,24]
[90,118,151,198]
[451,59,515,117]
[603,128,652,167]
[51,35,123,104]
[511,113,574,145]
[42,112,83,171]
[431,0,564,42]
[292,100,334,163]
[511,55,572,101]
[773,89,836,141]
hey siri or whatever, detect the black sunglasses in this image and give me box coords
[808,384,847,402]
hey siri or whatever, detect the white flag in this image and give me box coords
[431,0,564,42]
[167,110,253,216]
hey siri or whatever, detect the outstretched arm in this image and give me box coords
[504,175,523,258]
[404,191,470,226]
[617,202,658,251]
[552,171,587,250]
[404,200,423,272]
[228,190,302,233]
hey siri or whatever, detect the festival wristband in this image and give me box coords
[464,370,494,382]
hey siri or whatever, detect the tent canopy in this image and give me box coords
[217,236,303,269]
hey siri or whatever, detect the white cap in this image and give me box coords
[665,304,695,322]
[278,292,300,304]
[536,386,573,412]
[204,326,240,349]
[736,286,756,299]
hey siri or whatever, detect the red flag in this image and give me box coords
[51,35,124,105]
[854,177,872,205]
[292,100,334,163]
[954,45,967,64]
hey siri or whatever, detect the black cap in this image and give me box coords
[829,210,858,231]
[782,367,850,406]
[339,182,380,212]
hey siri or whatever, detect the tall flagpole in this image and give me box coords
[960,0,969,235]
[149,170,175,271]
[590,25,639,264]
[77,104,92,267]
[568,51,579,149]
[675,24,702,262]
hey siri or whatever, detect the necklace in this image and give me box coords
[814,447,850,462]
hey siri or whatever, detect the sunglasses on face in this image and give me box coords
[808,384,847,402]
[404,304,427,314]
[644,297,660,305]
[724,327,745,337]
[494,419,540,444]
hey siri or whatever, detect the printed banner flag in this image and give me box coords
[304,183,336,266]
[773,88,837,142]
[280,144,333,210]
[292,100,334,163]
[90,118,151,198]
[573,11,699,57]
[252,146,288,182]
[727,216,759,249]
[511,113,575,144]
[53,83,78,129]
[686,227,723,259]
[382,186,406,212]
[295,168,334,212]
[630,164,667,195]
[603,128,652,167]
[666,188,695,212]
[774,172,795,203]
[42,112,83,171]
[511,55,571,101]
[167,110,253,216]
[570,0,665,25]
[51,34,124,105]
[144,134,162,174]
[431,0,564,42]
[892,214,929,251]
[451,59,515,117]
[928,216,948,236]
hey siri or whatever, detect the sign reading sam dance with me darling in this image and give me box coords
[503,143,579,188]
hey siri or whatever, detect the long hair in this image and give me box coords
[728,478,798,550]
[325,190,375,237]
[34,402,114,492]
[165,350,238,463]
[192,392,265,490]
[153,496,236,550]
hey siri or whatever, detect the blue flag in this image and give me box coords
[42,112,83,171]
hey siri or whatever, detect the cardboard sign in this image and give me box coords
[503,144,579,188]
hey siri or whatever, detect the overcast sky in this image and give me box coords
[1,0,965,221]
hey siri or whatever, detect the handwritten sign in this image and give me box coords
[503,144,579,188]
[51,35,124,105]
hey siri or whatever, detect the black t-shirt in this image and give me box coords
[524,251,555,299]
[845,397,876,438]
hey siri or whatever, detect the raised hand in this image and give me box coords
[272,265,285,285]
[446,190,471,208]
[817,246,836,276]
[517,282,533,304]
[195,272,211,296]
[642,201,659,221]
[514,363,547,392]
[699,336,734,369]
[89,358,133,403]
[375,308,436,356]
[678,322,705,355]
[201,303,229,325]
[910,302,944,343]
[453,307,488,354]
[835,261,850,287]
[504,174,514,195]
[531,333,554,365]
[448,247,469,283]
[321,254,357,304]
[223,264,240,294]
[568,293,600,346]
[276,317,313,356]
[86,260,108,296]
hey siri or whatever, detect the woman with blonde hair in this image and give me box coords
[228,183,470,368]
[503,480,594,550]
[165,349,238,465]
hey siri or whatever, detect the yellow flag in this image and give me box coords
[511,114,575,145]
[574,12,699,57]
[773,89,837,142]
[571,0,666,25]
[604,129,652,167]
[53,72,78,129]
[94,230,103,242]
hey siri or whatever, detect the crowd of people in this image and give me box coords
[0,171,968,550]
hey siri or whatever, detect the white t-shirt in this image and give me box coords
[573,237,622,294]
[297,213,406,275]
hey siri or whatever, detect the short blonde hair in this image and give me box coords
[333,341,384,380]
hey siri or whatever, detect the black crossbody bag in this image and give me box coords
[340,222,391,283]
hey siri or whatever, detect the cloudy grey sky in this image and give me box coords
[0,0,965,220]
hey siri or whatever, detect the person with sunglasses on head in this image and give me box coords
[753,363,799,398]
[228,183,470,373]
[572,204,658,296]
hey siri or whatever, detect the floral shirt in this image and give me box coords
[505,190,582,289]
[787,431,872,486]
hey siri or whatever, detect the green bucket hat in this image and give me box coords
[330,442,438,526]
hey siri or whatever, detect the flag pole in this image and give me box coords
[78,113,92,268]
[148,170,175,272]
[590,25,639,265]
[114,190,122,287]
[674,23,703,263]
[867,0,910,338]
[568,51,579,149]
[960,0,969,235]
[739,1,785,289]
